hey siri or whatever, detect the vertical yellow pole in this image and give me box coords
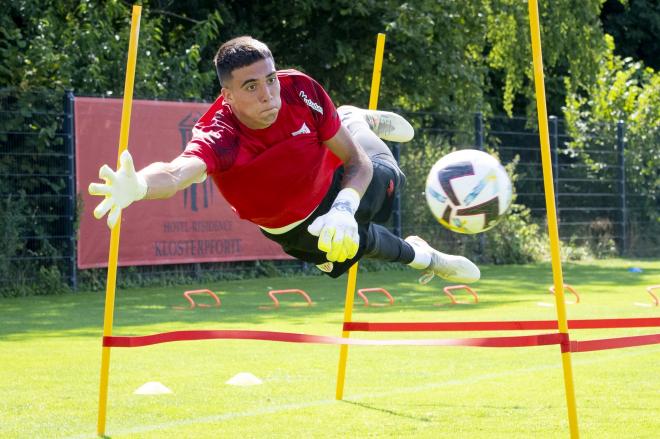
[97,5,141,437]
[336,33,386,400]
[527,1,579,437]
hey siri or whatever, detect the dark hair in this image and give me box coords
[213,36,274,86]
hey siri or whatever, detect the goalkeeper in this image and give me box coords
[89,36,479,284]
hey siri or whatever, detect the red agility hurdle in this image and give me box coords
[173,289,222,310]
[549,284,580,304]
[260,289,313,309]
[441,285,479,305]
[357,288,394,307]
[646,285,659,307]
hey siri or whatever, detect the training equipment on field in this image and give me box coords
[550,284,581,304]
[226,372,263,386]
[173,289,222,310]
[357,288,394,307]
[438,285,479,306]
[425,149,512,234]
[133,381,172,395]
[634,285,659,308]
[259,289,314,310]
[537,284,581,307]
[645,285,659,306]
[96,17,660,439]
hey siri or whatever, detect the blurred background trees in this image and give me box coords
[1,0,657,294]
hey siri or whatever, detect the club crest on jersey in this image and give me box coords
[291,122,311,137]
[299,91,323,115]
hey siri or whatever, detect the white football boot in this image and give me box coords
[340,105,414,143]
[405,235,480,284]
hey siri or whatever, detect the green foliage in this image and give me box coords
[0,194,28,288]
[485,0,605,116]
[2,0,611,116]
[601,0,660,70]
[0,193,70,297]
[479,203,547,264]
[564,34,659,255]
[1,0,223,98]
[1,0,656,295]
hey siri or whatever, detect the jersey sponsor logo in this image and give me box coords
[291,122,311,136]
[298,91,324,115]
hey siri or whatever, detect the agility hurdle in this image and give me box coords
[357,288,394,307]
[260,288,314,309]
[96,4,660,438]
[96,5,141,436]
[334,0,583,433]
[173,289,222,310]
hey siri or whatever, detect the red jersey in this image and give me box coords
[183,69,342,228]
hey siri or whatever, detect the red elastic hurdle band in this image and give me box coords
[570,334,660,353]
[103,330,564,349]
[343,317,660,353]
[343,317,660,332]
[102,318,660,353]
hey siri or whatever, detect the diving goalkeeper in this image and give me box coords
[88,36,479,284]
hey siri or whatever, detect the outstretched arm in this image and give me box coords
[88,150,207,228]
[139,154,207,199]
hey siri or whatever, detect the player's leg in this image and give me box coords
[361,223,480,284]
[337,106,480,283]
[337,105,414,144]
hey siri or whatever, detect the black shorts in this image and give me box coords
[261,157,405,278]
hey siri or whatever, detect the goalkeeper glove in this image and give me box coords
[307,188,360,263]
[88,150,148,228]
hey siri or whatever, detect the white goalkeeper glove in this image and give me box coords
[88,150,148,229]
[307,188,360,263]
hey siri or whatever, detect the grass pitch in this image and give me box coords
[1,258,658,438]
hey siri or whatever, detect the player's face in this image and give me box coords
[222,57,281,129]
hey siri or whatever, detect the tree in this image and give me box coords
[564,35,659,255]
[2,0,611,118]
[601,0,660,70]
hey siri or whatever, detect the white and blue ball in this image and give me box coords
[425,149,512,234]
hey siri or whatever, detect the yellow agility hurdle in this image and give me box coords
[96,5,141,437]
[97,4,585,438]
[335,2,581,437]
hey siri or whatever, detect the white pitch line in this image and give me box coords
[65,345,660,439]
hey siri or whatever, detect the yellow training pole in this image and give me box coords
[97,5,141,436]
[527,1,579,437]
[336,32,386,400]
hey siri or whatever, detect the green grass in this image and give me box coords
[1,258,659,438]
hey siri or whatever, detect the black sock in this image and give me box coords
[363,224,415,264]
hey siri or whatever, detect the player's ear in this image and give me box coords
[221,87,233,104]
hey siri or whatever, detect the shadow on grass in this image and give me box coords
[342,400,433,422]
[0,260,656,339]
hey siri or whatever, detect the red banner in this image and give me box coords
[75,97,290,269]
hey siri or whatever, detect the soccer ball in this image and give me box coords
[425,149,512,234]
